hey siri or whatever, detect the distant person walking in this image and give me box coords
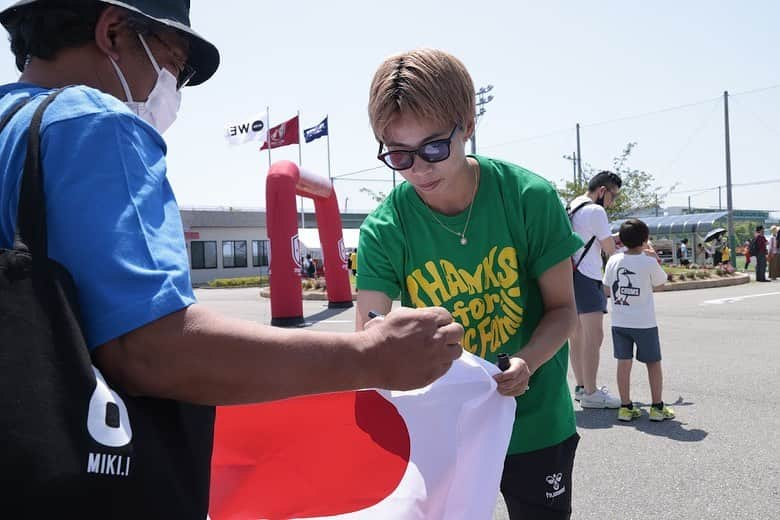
[754,226,769,282]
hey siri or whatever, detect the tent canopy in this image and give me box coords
[297,228,360,251]
[610,211,728,235]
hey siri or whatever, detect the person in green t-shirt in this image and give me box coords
[356,48,584,520]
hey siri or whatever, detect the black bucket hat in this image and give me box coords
[0,0,220,86]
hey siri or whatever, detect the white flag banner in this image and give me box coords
[209,352,516,520]
[224,113,268,146]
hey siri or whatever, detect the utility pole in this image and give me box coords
[655,194,659,217]
[562,152,577,185]
[723,91,736,267]
[471,85,495,155]
[718,185,722,210]
[576,123,583,188]
[688,195,692,214]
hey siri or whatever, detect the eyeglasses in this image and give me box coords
[377,125,458,171]
[147,33,196,90]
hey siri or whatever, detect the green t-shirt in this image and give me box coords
[357,155,584,454]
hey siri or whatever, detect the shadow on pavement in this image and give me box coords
[575,396,708,442]
[304,306,354,325]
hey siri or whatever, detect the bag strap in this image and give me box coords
[568,199,596,272]
[0,97,34,133]
[12,88,68,261]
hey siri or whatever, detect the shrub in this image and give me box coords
[208,276,269,288]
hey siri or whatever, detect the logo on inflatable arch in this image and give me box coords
[292,234,302,268]
[338,238,349,270]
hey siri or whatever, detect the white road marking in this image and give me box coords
[701,291,780,305]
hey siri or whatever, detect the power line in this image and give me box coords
[332,177,396,183]
[581,97,721,129]
[731,96,780,137]
[659,101,722,173]
[332,165,386,178]
[333,81,780,180]
[671,178,780,195]
[479,127,572,151]
[730,83,780,97]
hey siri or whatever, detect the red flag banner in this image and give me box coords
[260,116,300,150]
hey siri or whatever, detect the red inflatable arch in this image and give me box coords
[266,161,353,326]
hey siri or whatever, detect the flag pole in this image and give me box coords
[298,110,305,229]
[326,115,332,183]
[265,106,271,169]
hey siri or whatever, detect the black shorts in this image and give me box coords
[500,433,580,520]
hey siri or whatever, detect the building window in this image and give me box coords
[222,240,248,268]
[253,240,270,267]
[191,241,217,269]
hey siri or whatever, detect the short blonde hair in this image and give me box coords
[368,48,475,142]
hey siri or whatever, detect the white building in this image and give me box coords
[180,208,367,286]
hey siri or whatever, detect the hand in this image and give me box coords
[361,307,463,390]
[493,356,531,397]
[643,246,662,263]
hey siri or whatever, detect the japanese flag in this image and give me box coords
[209,352,515,520]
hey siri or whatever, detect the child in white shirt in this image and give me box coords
[603,219,675,422]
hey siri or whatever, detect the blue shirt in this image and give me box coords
[0,83,195,349]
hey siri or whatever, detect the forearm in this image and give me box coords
[97,304,370,405]
[513,305,577,375]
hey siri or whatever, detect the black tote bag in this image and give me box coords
[0,88,215,518]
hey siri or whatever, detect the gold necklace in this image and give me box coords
[426,162,479,246]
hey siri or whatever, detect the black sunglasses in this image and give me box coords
[377,125,459,171]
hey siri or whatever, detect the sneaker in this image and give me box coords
[649,405,675,421]
[574,386,584,402]
[618,405,641,422]
[580,386,622,409]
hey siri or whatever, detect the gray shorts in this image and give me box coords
[573,269,607,314]
[612,326,662,363]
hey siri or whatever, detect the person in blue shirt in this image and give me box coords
[0,0,462,406]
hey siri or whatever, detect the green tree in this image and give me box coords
[558,142,677,219]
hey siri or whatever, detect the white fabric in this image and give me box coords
[770,236,777,255]
[603,252,668,328]
[570,195,612,280]
[306,352,516,520]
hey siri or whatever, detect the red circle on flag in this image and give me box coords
[210,390,411,519]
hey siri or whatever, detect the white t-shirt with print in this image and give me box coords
[603,252,668,329]
[570,195,613,281]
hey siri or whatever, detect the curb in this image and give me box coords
[259,287,358,301]
[655,273,750,292]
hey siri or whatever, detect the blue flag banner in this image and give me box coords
[303,117,329,143]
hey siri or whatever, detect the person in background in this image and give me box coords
[569,171,623,409]
[695,243,706,265]
[603,219,675,422]
[768,225,779,280]
[349,247,358,276]
[721,241,731,267]
[754,226,769,282]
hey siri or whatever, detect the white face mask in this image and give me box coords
[109,33,181,134]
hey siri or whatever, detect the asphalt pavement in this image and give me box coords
[195,278,780,520]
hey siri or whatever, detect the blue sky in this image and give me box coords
[1,0,778,215]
